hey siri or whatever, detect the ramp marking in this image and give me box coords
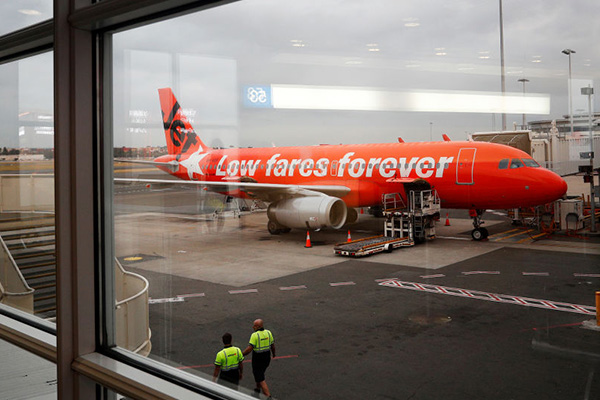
[280,285,307,291]
[379,279,596,315]
[329,281,356,287]
[229,289,258,295]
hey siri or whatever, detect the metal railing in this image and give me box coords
[115,258,151,356]
[0,174,54,212]
[0,236,34,313]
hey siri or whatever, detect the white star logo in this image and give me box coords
[179,150,209,180]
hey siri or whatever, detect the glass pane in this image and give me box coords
[0,2,52,36]
[0,338,56,399]
[0,52,55,323]
[110,2,600,398]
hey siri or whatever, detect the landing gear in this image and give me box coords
[469,209,489,241]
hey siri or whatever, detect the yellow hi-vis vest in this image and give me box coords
[249,329,274,353]
[214,346,244,371]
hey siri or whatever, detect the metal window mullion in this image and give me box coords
[54,0,98,397]
[0,20,53,64]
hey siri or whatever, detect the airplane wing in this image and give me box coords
[114,159,179,172]
[114,178,351,203]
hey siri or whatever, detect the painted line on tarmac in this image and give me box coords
[379,279,596,315]
[494,229,534,241]
[279,285,307,291]
[149,297,185,304]
[523,322,584,332]
[229,289,258,295]
[574,273,600,278]
[375,278,398,282]
[522,272,550,276]
[420,274,445,279]
[436,236,471,241]
[177,293,205,298]
[462,271,500,275]
[487,228,520,239]
[329,281,356,287]
[177,355,299,370]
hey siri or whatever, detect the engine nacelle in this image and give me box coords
[267,196,348,230]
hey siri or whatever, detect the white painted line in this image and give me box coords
[420,274,445,279]
[149,297,185,304]
[574,273,600,278]
[279,285,307,291]
[177,293,205,298]
[375,278,398,282]
[522,272,550,276]
[380,280,596,315]
[229,289,258,295]
[462,271,500,275]
[329,281,356,287]
[436,236,471,241]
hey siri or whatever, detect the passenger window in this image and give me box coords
[498,159,509,169]
[522,158,540,167]
[510,158,524,169]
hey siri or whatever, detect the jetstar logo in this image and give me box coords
[213,152,454,179]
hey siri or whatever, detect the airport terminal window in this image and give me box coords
[106,1,600,399]
[0,52,55,322]
[0,2,52,36]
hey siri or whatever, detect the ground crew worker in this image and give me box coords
[243,318,276,397]
[213,332,244,388]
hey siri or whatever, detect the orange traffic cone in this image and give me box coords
[445,213,451,226]
[347,230,352,242]
[304,231,312,248]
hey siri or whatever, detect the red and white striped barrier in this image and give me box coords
[379,279,596,315]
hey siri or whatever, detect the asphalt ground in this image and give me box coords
[114,187,600,400]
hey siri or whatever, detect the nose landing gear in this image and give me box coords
[469,209,489,241]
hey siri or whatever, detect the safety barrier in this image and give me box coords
[115,258,151,356]
[0,174,54,212]
[0,236,34,313]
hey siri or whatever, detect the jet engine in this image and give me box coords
[267,196,348,232]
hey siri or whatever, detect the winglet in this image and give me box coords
[442,134,451,142]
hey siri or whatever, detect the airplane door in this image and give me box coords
[456,148,476,185]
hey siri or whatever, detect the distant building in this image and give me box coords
[529,113,600,138]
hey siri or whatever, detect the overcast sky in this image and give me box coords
[1,0,599,148]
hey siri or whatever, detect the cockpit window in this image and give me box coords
[498,159,509,169]
[510,158,524,169]
[522,158,540,167]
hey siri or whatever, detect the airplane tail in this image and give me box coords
[158,88,210,158]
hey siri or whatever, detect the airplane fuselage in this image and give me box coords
[156,140,567,210]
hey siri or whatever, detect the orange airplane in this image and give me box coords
[117,88,567,241]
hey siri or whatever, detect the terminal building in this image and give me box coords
[0,2,599,400]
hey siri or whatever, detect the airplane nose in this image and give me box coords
[547,171,568,200]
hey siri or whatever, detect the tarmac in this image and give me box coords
[113,184,600,399]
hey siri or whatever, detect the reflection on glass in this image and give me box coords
[0,2,52,36]
[0,52,55,321]
[110,1,600,398]
[0,338,56,398]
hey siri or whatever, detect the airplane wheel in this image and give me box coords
[481,227,489,239]
[281,228,291,233]
[471,228,485,241]
[267,221,281,235]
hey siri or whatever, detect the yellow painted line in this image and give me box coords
[516,232,548,244]
[487,228,520,239]
[494,229,533,242]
